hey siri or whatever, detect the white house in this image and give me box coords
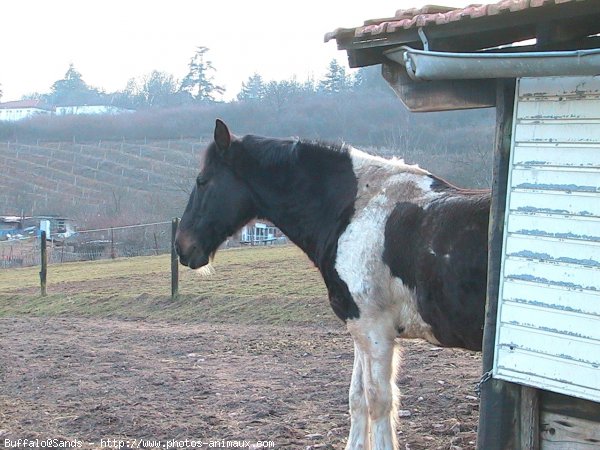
[240,221,281,245]
[55,105,134,116]
[0,100,54,122]
[0,101,134,121]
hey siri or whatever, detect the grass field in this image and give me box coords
[0,243,483,449]
[0,245,338,325]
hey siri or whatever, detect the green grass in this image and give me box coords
[0,245,339,326]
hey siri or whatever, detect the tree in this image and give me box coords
[141,71,180,107]
[48,63,101,105]
[115,77,142,108]
[319,59,351,94]
[180,46,224,102]
[263,79,304,112]
[237,73,266,102]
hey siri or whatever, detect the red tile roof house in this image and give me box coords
[0,99,55,122]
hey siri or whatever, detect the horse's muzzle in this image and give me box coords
[175,237,209,270]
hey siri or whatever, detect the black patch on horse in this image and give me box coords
[383,192,489,351]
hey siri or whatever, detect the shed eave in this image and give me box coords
[386,46,600,81]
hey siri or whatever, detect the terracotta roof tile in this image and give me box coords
[325,0,584,42]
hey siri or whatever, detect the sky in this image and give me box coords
[0,0,471,102]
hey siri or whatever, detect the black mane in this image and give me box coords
[235,134,352,171]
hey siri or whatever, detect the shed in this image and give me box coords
[327,1,600,448]
[0,215,23,239]
[27,215,76,238]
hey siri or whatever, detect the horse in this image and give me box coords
[175,119,490,450]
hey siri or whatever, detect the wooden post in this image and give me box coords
[171,218,180,299]
[110,228,115,259]
[477,78,521,450]
[521,386,540,450]
[40,231,47,297]
[153,232,159,256]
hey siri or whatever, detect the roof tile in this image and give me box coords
[325,0,595,43]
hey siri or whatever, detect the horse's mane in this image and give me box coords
[240,135,351,169]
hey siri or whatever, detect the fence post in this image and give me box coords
[110,228,115,259]
[171,218,180,299]
[40,231,47,296]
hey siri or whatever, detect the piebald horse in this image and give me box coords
[175,120,489,450]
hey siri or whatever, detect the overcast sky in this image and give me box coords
[0,0,470,102]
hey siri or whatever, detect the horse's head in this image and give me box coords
[175,119,256,269]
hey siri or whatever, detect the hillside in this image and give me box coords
[0,125,493,228]
[0,138,205,225]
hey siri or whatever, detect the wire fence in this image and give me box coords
[0,220,290,269]
[0,221,171,268]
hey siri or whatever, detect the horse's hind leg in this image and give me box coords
[349,321,399,450]
[346,343,369,450]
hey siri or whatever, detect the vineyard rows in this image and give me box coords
[0,139,205,219]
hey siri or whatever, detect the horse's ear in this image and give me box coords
[214,119,231,154]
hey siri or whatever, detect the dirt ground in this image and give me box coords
[0,317,481,449]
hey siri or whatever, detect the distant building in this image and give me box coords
[239,221,285,245]
[0,216,21,229]
[0,214,76,240]
[55,105,134,116]
[30,215,76,238]
[0,215,33,240]
[0,101,134,122]
[0,100,54,122]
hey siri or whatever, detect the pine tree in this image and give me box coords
[180,46,224,102]
[237,73,266,101]
[49,64,100,105]
[319,59,350,94]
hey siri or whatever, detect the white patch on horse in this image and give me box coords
[336,148,439,342]
[336,148,441,449]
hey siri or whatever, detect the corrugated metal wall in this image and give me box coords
[494,76,600,402]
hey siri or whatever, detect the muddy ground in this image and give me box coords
[0,317,481,449]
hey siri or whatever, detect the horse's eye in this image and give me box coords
[196,177,208,187]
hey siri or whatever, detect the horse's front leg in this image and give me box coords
[349,320,399,450]
[346,343,369,450]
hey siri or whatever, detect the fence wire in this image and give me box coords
[0,221,171,268]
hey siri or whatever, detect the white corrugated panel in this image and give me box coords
[494,76,600,402]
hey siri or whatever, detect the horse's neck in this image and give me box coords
[244,151,357,267]
[245,146,435,265]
